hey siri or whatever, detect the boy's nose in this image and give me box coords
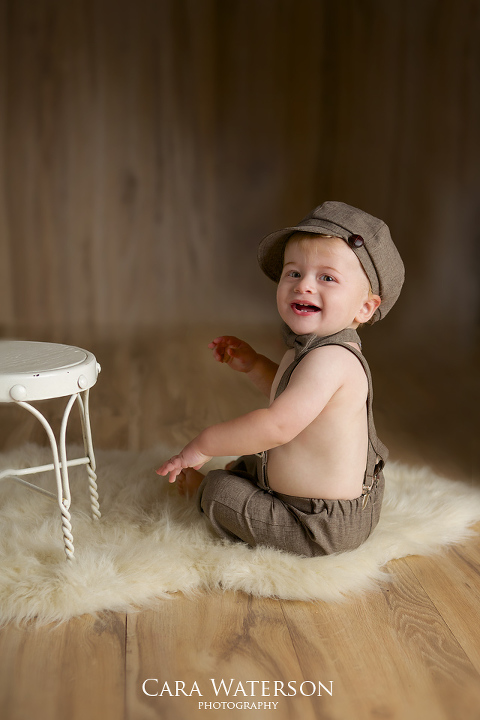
[295,278,314,293]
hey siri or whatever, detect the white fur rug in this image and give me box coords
[1,443,480,626]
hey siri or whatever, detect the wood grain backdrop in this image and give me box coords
[0,0,479,349]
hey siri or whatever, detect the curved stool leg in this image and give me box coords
[16,400,76,560]
[77,390,101,520]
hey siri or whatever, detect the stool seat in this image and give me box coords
[0,341,100,402]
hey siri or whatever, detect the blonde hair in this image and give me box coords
[286,232,339,248]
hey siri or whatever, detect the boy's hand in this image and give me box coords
[156,442,212,484]
[208,336,258,373]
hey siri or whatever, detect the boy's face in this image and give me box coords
[276,234,381,336]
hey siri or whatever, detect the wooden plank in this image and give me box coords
[0,612,126,720]
[404,532,480,674]
[0,0,14,330]
[280,562,480,720]
[126,592,318,720]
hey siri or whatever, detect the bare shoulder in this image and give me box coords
[272,343,367,421]
[289,344,367,393]
[297,344,364,373]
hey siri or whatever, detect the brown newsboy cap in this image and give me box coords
[257,201,405,322]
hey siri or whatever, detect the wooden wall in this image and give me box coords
[0,0,479,350]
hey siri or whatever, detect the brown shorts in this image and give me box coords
[197,454,384,557]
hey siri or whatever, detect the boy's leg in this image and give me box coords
[197,457,384,557]
[196,455,323,556]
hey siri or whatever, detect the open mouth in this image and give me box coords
[291,302,320,315]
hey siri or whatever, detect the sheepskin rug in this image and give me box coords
[1,443,480,626]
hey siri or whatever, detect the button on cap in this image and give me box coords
[348,234,365,248]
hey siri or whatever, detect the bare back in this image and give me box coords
[266,343,369,500]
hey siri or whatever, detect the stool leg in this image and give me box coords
[60,502,75,561]
[59,394,78,508]
[16,400,76,561]
[77,390,101,520]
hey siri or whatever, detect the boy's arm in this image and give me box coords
[157,346,347,483]
[244,354,279,397]
[209,336,278,397]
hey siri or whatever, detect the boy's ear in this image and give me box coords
[354,295,381,324]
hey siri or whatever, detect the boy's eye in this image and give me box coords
[320,274,335,282]
[288,270,301,278]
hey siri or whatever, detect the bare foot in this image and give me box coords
[177,468,205,498]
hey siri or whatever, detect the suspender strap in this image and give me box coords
[276,326,388,496]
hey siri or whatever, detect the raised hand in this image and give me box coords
[208,336,258,373]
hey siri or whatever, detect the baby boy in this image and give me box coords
[157,201,404,557]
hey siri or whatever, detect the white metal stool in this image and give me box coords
[0,340,102,561]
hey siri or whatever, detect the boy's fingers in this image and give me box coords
[156,456,182,476]
[168,467,181,483]
[210,336,240,347]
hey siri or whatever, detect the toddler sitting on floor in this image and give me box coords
[157,201,404,556]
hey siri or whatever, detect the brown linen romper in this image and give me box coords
[196,328,387,557]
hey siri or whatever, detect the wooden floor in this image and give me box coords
[1,326,480,720]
